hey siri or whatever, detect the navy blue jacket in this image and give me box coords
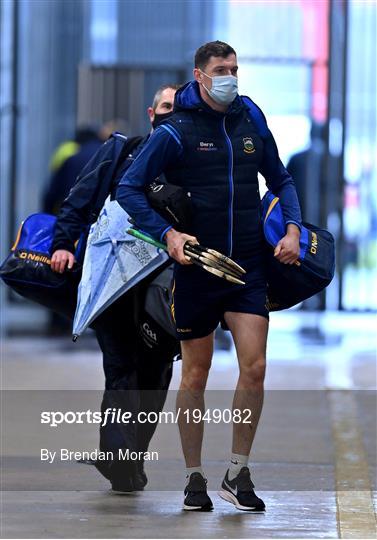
[116,81,302,258]
[52,135,145,255]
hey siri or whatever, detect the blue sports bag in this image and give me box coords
[261,191,335,311]
[0,213,83,318]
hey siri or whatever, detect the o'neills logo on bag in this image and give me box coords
[310,232,318,254]
[18,251,51,265]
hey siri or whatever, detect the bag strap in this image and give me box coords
[113,134,144,177]
[91,134,144,221]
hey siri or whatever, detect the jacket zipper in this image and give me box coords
[221,117,234,257]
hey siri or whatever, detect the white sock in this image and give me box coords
[228,453,248,481]
[186,466,205,480]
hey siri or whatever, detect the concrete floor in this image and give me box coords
[1,311,376,539]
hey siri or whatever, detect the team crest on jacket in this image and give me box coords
[243,137,255,154]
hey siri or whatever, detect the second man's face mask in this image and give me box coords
[200,70,238,106]
[152,111,173,129]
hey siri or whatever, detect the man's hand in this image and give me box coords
[165,228,198,265]
[274,224,300,265]
[51,250,75,273]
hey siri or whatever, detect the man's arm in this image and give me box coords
[116,126,182,241]
[259,133,302,232]
[50,139,120,272]
[51,142,115,252]
[258,125,302,264]
[51,134,147,274]
[243,95,302,244]
[51,186,96,273]
[51,183,101,273]
[116,126,198,264]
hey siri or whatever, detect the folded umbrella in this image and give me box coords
[72,198,169,339]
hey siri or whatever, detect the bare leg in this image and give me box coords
[224,312,268,456]
[176,333,214,467]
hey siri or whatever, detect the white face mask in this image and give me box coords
[200,70,238,106]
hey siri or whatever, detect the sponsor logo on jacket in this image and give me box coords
[197,141,218,152]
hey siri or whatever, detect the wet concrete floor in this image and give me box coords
[1,312,376,538]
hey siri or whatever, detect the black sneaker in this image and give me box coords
[83,455,137,494]
[133,462,148,491]
[110,478,134,494]
[219,467,265,511]
[183,473,213,511]
[108,459,136,494]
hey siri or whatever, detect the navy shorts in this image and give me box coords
[172,257,269,341]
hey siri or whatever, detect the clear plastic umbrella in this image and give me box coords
[72,197,168,339]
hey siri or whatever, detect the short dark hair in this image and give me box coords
[152,84,181,111]
[194,41,236,70]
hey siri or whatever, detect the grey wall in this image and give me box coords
[1,0,85,333]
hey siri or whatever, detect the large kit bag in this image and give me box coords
[261,190,335,311]
[0,213,82,318]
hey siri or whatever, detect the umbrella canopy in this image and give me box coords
[72,197,168,338]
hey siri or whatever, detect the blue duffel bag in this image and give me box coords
[0,213,83,318]
[261,191,335,311]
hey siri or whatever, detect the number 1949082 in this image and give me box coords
[180,408,253,424]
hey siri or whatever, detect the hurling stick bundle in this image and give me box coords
[126,228,246,285]
[183,242,246,285]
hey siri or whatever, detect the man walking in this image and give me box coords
[51,84,180,493]
[116,41,301,510]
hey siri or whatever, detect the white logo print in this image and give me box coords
[200,141,214,148]
[197,141,218,152]
[142,322,157,342]
[224,479,238,496]
[151,184,164,193]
